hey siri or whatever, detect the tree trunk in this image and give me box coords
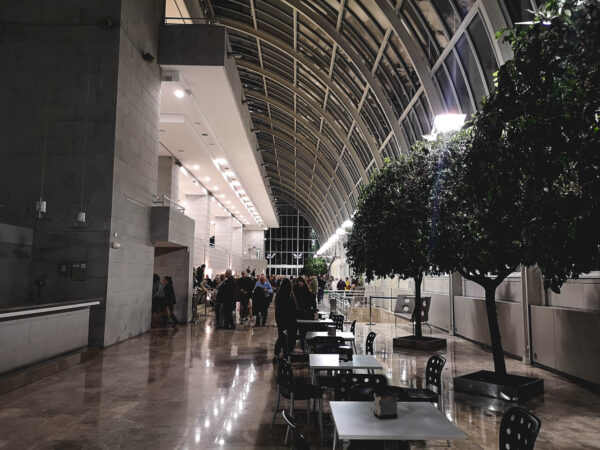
[484,283,507,376]
[413,274,423,338]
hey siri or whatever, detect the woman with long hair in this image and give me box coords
[274,277,298,357]
[293,276,314,320]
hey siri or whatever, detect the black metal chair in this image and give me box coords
[271,357,324,440]
[397,355,446,404]
[348,384,406,402]
[332,314,345,331]
[499,407,541,450]
[282,410,310,450]
[309,336,346,354]
[349,320,357,351]
[334,373,388,400]
[365,332,377,355]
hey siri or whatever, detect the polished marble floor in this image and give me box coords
[1,302,599,450]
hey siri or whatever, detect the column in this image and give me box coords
[185,194,210,268]
[157,156,180,201]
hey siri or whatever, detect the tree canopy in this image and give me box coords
[303,256,328,276]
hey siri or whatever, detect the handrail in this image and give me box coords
[153,194,185,213]
[0,299,101,320]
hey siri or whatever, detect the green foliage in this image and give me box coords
[345,146,438,283]
[303,256,328,276]
[470,0,600,293]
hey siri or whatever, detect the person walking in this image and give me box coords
[152,273,165,328]
[253,274,273,326]
[274,278,298,357]
[238,271,253,321]
[163,276,180,328]
[217,269,237,329]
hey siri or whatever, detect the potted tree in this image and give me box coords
[303,256,328,277]
[432,0,600,401]
[345,147,446,349]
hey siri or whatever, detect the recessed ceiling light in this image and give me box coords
[174,89,185,98]
[213,186,219,191]
[226,201,231,204]
[220,194,225,198]
[204,177,210,182]
[193,164,200,170]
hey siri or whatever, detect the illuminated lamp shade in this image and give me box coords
[342,219,353,229]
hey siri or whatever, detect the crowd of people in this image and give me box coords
[154,264,362,356]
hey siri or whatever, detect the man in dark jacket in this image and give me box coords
[217,269,237,329]
[238,271,253,321]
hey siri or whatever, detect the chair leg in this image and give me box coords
[306,399,311,434]
[270,391,280,431]
[318,397,323,440]
[285,394,294,446]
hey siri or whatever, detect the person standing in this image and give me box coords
[274,278,298,357]
[253,274,273,326]
[217,269,237,329]
[308,274,319,310]
[294,277,314,319]
[163,276,180,328]
[317,274,326,303]
[238,271,253,321]
[196,264,205,288]
[337,278,346,291]
[152,274,165,328]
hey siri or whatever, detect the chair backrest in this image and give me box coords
[411,297,432,323]
[335,373,388,400]
[425,355,446,392]
[499,407,541,450]
[365,332,377,355]
[332,314,344,331]
[311,336,346,354]
[350,319,357,335]
[395,295,412,314]
[282,410,310,450]
[275,356,294,394]
[313,342,344,354]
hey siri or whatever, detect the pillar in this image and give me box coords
[157,156,180,201]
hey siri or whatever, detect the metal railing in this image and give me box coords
[327,290,367,318]
[153,194,185,213]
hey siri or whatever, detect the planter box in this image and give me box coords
[393,335,447,350]
[454,370,544,402]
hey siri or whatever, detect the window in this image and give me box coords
[467,13,499,90]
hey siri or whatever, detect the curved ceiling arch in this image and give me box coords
[253,122,355,216]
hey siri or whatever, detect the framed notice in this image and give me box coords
[71,263,87,281]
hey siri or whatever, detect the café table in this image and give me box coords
[305,331,355,342]
[330,401,466,450]
[309,354,382,384]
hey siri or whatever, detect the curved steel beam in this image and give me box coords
[247,92,367,185]
[216,18,383,166]
[270,183,330,234]
[262,152,331,203]
[373,0,445,115]
[255,124,353,218]
[282,1,408,153]
[271,185,334,238]
[251,112,357,199]
[272,191,329,241]
[237,60,382,168]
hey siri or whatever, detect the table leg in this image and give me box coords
[332,431,337,450]
[311,368,315,384]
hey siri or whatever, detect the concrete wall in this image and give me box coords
[242,230,264,257]
[100,0,163,347]
[157,156,180,200]
[0,224,33,308]
[214,217,233,251]
[0,308,90,374]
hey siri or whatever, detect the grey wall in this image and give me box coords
[0,224,33,308]
[100,0,164,347]
[0,0,163,349]
[0,308,90,374]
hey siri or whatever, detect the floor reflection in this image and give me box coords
[0,302,598,449]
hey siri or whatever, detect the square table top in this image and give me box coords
[330,401,466,441]
[297,318,334,324]
[309,354,382,370]
[305,331,355,341]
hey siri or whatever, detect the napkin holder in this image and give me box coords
[373,393,397,419]
[327,325,337,336]
[339,345,353,362]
